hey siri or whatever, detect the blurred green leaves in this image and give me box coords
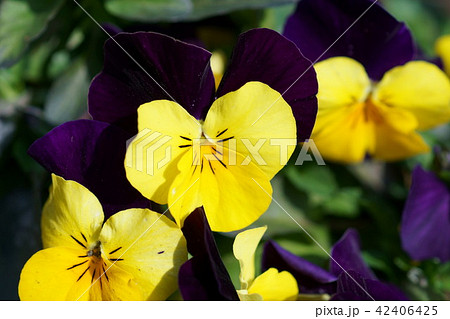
[104,0,192,22]
[285,163,362,218]
[0,0,63,67]
[105,0,299,22]
[44,59,89,125]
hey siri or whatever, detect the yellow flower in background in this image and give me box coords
[311,57,450,163]
[210,50,226,89]
[125,82,297,232]
[233,226,298,301]
[18,174,187,301]
[436,34,450,77]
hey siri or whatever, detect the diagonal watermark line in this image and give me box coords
[72,0,178,104]
[251,178,376,301]
[76,177,200,300]
[251,0,380,127]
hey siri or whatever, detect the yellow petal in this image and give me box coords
[41,174,104,249]
[435,34,450,76]
[210,50,226,89]
[89,260,145,301]
[237,290,263,301]
[125,100,201,204]
[200,149,273,232]
[99,208,187,300]
[233,226,267,289]
[167,148,203,227]
[372,123,429,161]
[312,57,373,163]
[169,146,273,232]
[71,258,144,301]
[248,268,298,301]
[314,57,371,111]
[312,102,375,163]
[202,81,297,179]
[19,246,92,301]
[372,61,450,130]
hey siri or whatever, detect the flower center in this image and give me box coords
[177,128,234,175]
[67,233,124,292]
[87,241,102,262]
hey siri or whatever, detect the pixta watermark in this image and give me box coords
[126,128,325,175]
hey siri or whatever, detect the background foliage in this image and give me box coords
[0,0,449,300]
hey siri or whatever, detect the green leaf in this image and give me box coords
[259,3,295,33]
[104,0,192,22]
[0,0,63,67]
[0,119,15,156]
[285,164,338,198]
[322,187,362,218]
[43,60,89,125]
[105,0,299,22]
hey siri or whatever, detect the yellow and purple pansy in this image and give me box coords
[19,174,187,300]
[29,28,317,232]
[284,0,450,163]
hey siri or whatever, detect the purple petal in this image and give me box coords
[330,229,376,280]
[401,166,450,262]
[28,120,151,217]
[179,208,239,301]
[283,0,414,80]
[331,271,408,301]
[101,23,122,37]
[262,241,337,294]
[89,32,215,133]
[217,28,318,142]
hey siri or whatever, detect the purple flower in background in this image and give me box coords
[401,166,450,262]
[282,0,450,164]
[283,0,414,80]
[262,229,408,300]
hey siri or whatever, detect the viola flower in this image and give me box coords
[18,174,187,300]
[262,229,408,301]
[283,0,450,163]
[436,34,450,77]
[86,29,317,232]
[401,166,450,262]
[233,226,298,301]
[179,209,298,301]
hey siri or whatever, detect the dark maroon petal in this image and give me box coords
[179,208,239,301]
[217,28,318,142]
[330,229,376,280]
[89,32,215,133]
[27,120,151,217]
[262,241,336,294]
[331,271,408,301]
[283,0,414,80]
[401,166,450,262]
